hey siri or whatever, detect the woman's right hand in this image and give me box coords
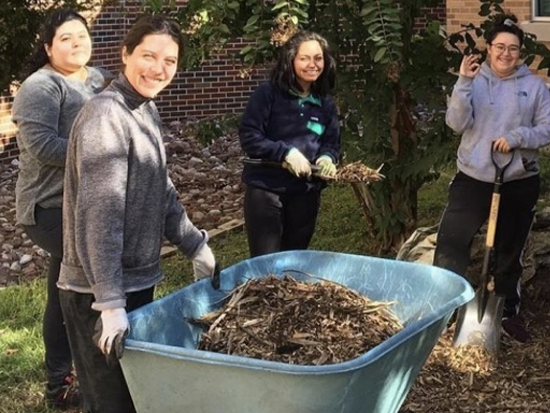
[459,54,481,78]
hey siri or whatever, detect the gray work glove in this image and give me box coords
[193,243,216,281]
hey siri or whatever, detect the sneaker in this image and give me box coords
[45,375,81,410]
[501,315,532,343]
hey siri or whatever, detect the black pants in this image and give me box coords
[59,287,154,413]
[22,206,71,387]
[434,172,539,316]
[244,185,321,257]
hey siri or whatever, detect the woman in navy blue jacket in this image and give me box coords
[239,30,340,257]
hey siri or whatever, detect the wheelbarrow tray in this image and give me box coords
[121,250,473,413]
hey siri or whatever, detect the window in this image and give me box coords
[522,1,550,41]
[534,0,550,18]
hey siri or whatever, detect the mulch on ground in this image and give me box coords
[401,269,550,413]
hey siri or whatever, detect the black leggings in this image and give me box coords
[244,185,321,257]
[22,206,71,387]
[434,172,539,316]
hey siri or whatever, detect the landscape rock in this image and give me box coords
[0,122,245,286]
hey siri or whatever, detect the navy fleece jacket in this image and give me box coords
[239,82,340,193]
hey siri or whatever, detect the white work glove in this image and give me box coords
[315,155,337,178]
[96,308,129,360]
[284,148,312,177]
[193,243,216,281]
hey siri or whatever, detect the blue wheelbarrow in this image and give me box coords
[121,250,473,413]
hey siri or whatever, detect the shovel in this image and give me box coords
[452,150,514,354]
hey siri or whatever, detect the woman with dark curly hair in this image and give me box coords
[12,8,111,409]
[434,14,550,343]
[239,30,340,257]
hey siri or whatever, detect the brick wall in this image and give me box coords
[414,0,447,31]
[1,0,446,163]
[447,0,530,34]
[0,95,17,161]
[87,1,270,121]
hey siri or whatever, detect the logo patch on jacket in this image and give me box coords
[307,120,325,135]
[516,90,528,97]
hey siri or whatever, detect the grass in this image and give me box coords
[0,280,52,413]
[2,153,549,412]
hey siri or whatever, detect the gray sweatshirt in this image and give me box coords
[12,66,111,225]
[446,62,550,183]
[58,73,206,311]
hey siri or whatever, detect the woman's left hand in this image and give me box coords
[315,155,337,179]
[492,137,512,153]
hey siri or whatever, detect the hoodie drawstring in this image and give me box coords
[488,76,494,104]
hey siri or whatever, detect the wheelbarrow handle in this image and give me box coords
[211,264,221,290]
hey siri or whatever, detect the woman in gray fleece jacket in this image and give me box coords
[57,15,216,413]
[12,9,111,409]
[434,14,550,343]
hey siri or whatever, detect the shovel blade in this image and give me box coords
[453,289,504,354]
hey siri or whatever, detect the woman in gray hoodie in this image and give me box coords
[434,14,550,343]
[58,15,216,413]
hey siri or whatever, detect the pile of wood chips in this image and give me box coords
[193,275,402,365]
[332,161,385,183]
[403,315,550,412]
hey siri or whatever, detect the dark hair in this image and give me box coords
[122,15,184,62]
[270,30,336,96]
[485,13,524,47]
[22,8,89,79]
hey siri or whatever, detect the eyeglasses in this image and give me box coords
[490,43,521,54]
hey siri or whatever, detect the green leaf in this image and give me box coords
[218,23,230,34]
[293,8,309,18]
[360,6,377,16]
[240,45,253,55]
[243,52,255,63]
[199,10,209,20]
[479,4,490,17]
[465,32,476,49]
[374,47,387,62]
[272,1,288,11]
[245,14,260,26]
